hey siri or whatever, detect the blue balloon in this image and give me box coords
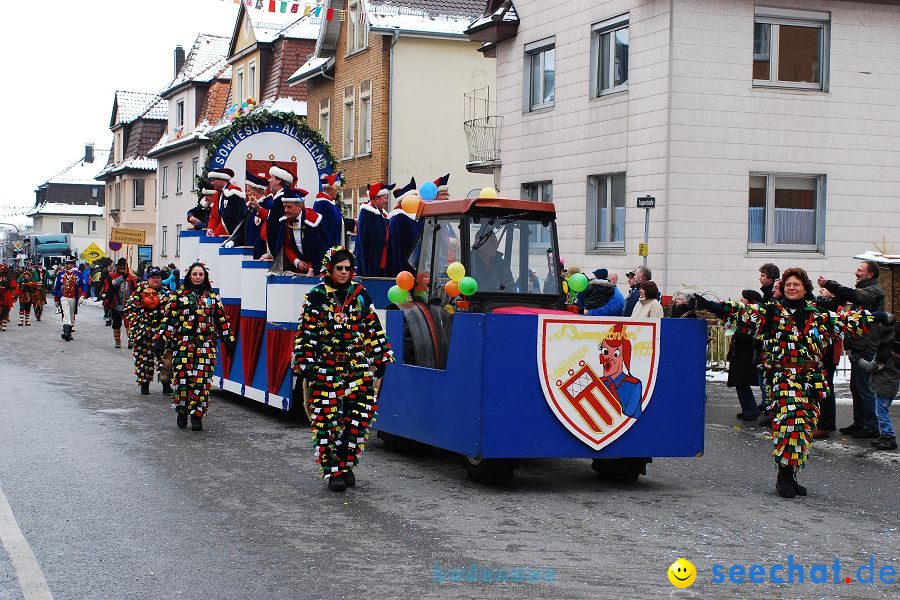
[420,181,438,201]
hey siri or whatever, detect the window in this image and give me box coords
[161,166,168,197]
[358,81,372,155]
[236,67,244,102]
[161,225,168,257]
[60,222,74,234]
[319,99,331,143]
[342,87,355,159]
[592,14,629,96]
[114,182,121,210]
[347,0,368,54]
[115,131,123,163]
[133,179,145,208]
[587,174,626,249]
[523,182,553,246]
[91,220,97,233]
[753,8,829,90]
[176,99,184,129]
[248,61,256,99]
[191,158,198,190]
[91,187,99,199]
[749,174,824,250]
[175,224,182,257]
[524,39,555,111]
[176,161,183,195]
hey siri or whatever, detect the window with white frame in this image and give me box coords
[60,221,74,234]
[161,166,168,197]
[161,225,168,257]
[587,174,626,249]
[358,81,372,155]
[176,161,183,195]
[176,99,184,129]
[91,220,97,233]
[91,187,99,199]
[319,99,331,143]
[348,0,368,54]
[342,87,355,159]
[592,14,629,96]
[235,67,244,102]
[114,182,121,209]
[191,157,198,190]
[133,179,145,208]
[524,38,555,111]
[175,224,182,257]
[523,182,553,246]
[753,7,829,90]
[749,174,824,250]
[249,61,256,99]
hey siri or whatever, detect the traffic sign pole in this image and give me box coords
[636,196,655,268]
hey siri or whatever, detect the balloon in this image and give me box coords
[395,271,414,291]
[562,280,569,295]
[387,285,410,304]
[446,262,465,282]
[419,181,438,201]
[458,277,478,296]
[479,187,498,199]
[444,280,460,298]
[400,195,421,215]
[414,272,429,292]
[568,273,588,293]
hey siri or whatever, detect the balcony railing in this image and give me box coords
[464,87,501,173]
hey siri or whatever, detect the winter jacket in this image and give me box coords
[727,331,759,388]
[857,323,900,399]
[623,285,640,317]
[631,298,664,319]
[823,278,884,355]
[580,280,625,316]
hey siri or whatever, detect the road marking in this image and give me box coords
[0,488,53,600]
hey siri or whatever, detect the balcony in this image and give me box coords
[463,87,502,175]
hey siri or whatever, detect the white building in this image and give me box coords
[26,203,105,259]
[466,0,900,297]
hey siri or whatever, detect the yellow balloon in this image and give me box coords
[400,195,421,215]
[447,261,465,282]
[479,187,498,198]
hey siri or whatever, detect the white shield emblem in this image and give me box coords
[537,316,661,450]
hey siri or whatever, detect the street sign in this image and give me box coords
[80,243,106,264]
[637,196,656,209]
[638,243,649,257]
[110,227,146,245]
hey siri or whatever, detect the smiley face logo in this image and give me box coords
[668,558,696,588]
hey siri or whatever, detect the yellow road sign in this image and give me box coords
[110,227,146,245]
[638,243,649,257]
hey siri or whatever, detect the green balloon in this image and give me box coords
[387,285,410,304]
[458,276,478,296]
[568,273,588,293]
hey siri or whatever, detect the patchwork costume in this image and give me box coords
[293,248,394,482]
[155,286,235,420]
[0,265,18,331]
[16,268,43,326]
[124,281,168,387]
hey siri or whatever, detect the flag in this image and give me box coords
[326,7,334,20]
[303,5,311,16]
[268,0,276,12]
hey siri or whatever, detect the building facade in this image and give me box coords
[25,203,105,260]
[292,0,496,215]
[468,0,900,297]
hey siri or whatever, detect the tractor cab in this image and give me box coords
[411,197,565,313]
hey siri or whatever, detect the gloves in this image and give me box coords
[224,240,235,249]
[871,311,896,325]
[373,363,386,379]
[152,338,165,358]
[692,294,725,318]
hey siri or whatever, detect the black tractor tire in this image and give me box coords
[462,456,516,485]
[591,457,652,482]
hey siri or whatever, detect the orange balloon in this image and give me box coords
[396,271,415,291]
[400,195,421,215]
[445,280,460,298]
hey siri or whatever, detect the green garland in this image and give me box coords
[195,110,339,200]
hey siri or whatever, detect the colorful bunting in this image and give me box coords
[226,0,368,22]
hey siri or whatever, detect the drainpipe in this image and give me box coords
[387,29,399,184]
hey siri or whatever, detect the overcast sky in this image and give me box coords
[0,0,241,225]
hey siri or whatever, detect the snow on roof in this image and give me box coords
[163,34,231,96]
[287,57,330,84]
[365,0,484,36]
[148,120,214,156]
[113,91,160,125]
[209,97,307,133]
[467,1,519,30]
[96,157,158,179]
[248,7,318,43]
[26,203,104,217]
[854,251,900,265]
[42,150,111,186]
[278,13,321,40]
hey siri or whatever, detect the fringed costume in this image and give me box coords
[124,281,168,386]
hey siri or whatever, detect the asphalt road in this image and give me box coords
[0,303,897,599]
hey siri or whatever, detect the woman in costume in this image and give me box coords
[694,267,890,498]
[293,247,394,492]
[16,264,44,326]
[124,266,171,396]
[153,263,234,431]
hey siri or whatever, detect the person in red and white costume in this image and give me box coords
[53,257,82,341]
[277,188,324,274]
[314,171,346,250]
[205,167,247,240]
[353,182,395,277]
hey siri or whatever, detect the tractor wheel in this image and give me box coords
[591,458,652,482]
[377,430,410,452]
[462,456,516,485]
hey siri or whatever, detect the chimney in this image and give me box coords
[84,143,94,163]
[174,45,186,76]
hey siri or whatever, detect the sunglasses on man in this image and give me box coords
[333,265,352,272]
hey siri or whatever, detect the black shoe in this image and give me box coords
[177,412,188,429]
[342,470,356,487]
[851,428,880,439]
[758,415,773,428]
[838,424,859,435]
[776,466,796,498]
[191,414,203,431]
[791,472,807,496]
[162,382,173,395]
[328,476,346,492]
[871,436,898,450]
[140,383,150,395]
[737,412,760,422]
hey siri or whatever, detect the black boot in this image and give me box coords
[328,476,347,492]
[776,465,796,498]
[140,382,150,395]
[342,470,356,488]
[177,412,188,429]
[190,414,203,431]
[791,471,807,496]
[162,382,173,395]
[61,324,72,341]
